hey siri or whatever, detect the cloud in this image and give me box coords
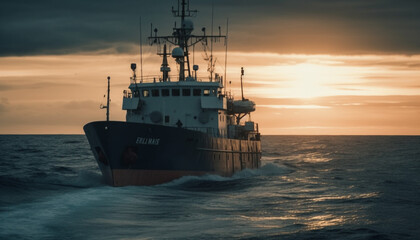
[1,0,420,56]
[254,95,420,109]
[252,95,420,135]
[259,104,330,109]
[0,80,78,91]
[0,99,123,133]
[0,52,418,134]
[0,98,9,113]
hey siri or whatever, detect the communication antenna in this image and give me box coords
[240,67,245,101]
[139,16,144,83]
[130,63,139,94]
[210,1,214,82]
[224,18,229,95]
[100,76,111,122]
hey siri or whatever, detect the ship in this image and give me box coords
[83,0,262,186]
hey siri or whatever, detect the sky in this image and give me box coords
[1,0,420,135]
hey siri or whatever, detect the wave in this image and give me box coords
[15,148,43,154]
[62,140,83,144]
[50,166,75,174]
[46,170,105,188]
[0,170,104,193]
[248,227,394,240]
[0,186,113,239]
[160,163,291,189]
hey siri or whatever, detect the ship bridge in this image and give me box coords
[123,78,229,137]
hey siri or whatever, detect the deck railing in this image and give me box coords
[129,74,222,84]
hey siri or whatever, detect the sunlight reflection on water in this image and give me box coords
[306,214,346,230]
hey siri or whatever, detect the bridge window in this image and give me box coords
[182,88,191,96]
[162,89,170,97]
[203,89,210,96]
[142,90,150,97]
[152,89,159,97]
[193,89,201,96]
[172,89,180,96]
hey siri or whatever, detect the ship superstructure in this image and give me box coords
[84,0,261,186]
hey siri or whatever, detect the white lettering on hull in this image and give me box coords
[136,137,160,145]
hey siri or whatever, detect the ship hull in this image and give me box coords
[83,121,261,186]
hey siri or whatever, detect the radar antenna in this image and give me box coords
[148,0,226,81]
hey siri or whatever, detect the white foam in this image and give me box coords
[160,174,231,186]
[160,163,290,187]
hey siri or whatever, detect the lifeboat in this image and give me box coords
[228,99,256,114]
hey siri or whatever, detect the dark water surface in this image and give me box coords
[0,135,419,239]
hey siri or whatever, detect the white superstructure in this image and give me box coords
[121,0,259,140]
[123,79,230,137]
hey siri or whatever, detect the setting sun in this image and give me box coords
[283,63,334,98]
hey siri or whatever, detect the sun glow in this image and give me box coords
[285,63,333,98]
[233,54,420,100]
[241,62,352,99]
[1,53,420,134]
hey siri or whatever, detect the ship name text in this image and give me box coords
[136,137,160,145]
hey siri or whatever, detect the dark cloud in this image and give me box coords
[1,0,420,56]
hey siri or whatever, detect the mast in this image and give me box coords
[224,18,229,94]
[139,17,144,83]
[180,0,186,80]
[173,0,191,81]
[160,44,171,82]
[240,67,245,100]
[148,0,225,82]
[101,76,111,122]
[210,2,214,82]
[107,76,110,122]
[100,76,111,121]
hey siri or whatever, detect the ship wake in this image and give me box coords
[160,163,290,190]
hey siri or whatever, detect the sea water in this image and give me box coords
[0,135,419,239]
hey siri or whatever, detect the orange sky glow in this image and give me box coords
[1,52,419,135]
[1,0,420,135]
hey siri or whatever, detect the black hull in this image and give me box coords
[83,121,261,186]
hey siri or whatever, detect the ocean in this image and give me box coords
[0,135,419,240]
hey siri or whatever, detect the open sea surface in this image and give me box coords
[0,135,419,239]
